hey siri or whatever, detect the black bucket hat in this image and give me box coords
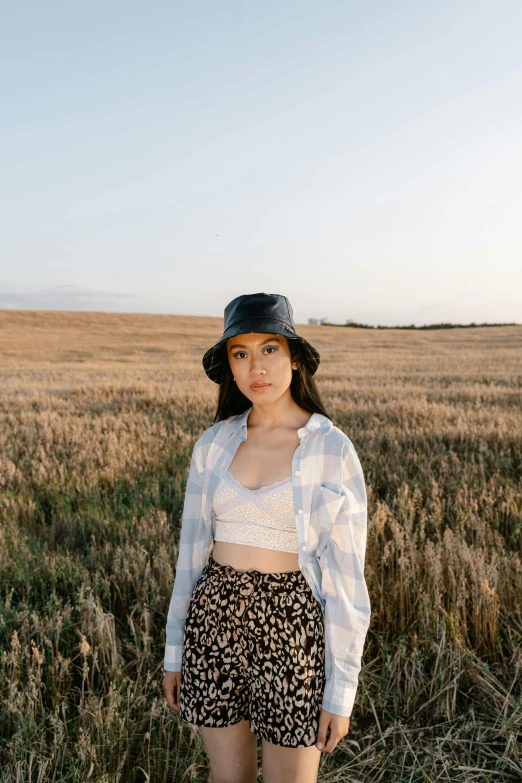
[202,292,321,384]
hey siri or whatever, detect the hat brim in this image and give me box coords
[202,317,320,384]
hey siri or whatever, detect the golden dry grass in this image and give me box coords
[0,309,521,782]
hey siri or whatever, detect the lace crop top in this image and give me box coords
[211,469,299,553]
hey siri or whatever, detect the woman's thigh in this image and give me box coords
[199,719,258,783]
[262,738,321,783]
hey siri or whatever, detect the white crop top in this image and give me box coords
[211,469,299,554]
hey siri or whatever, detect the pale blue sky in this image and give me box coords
[1,1,521,326]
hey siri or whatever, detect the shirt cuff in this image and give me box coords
[164,644,182,672]
[321,680,357,717]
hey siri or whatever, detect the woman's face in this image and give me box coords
[226,332,298,402]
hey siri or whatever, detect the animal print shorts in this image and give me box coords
[179,552,326,747]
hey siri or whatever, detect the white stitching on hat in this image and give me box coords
[225,315,294,331]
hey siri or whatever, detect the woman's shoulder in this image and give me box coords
[191,414,243,472]
[193,413,240,449]
[325,422,361,457]
[194,418,226,446]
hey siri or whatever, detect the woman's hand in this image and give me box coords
[163,671,181,712]
[316,709,350,753]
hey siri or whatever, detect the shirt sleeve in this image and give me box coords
[320,439,371,717]
[164,436,206,672]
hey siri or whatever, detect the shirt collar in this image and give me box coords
[227,405,333,437]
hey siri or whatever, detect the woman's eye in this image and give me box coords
[234,346,278,359]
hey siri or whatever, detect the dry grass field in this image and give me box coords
[0,309,521,782]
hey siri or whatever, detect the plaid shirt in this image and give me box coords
[164,405,371,718]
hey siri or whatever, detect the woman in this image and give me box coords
[163,292,371,783]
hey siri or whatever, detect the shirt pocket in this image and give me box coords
[310,484,345,559]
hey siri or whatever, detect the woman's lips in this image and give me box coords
[251,383,271,391]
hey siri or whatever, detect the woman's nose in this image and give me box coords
[249,360,266,375]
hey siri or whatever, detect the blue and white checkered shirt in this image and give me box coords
[164,405,371,718]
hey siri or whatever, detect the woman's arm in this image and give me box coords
[320,439,371,717]
[164,437,206,672]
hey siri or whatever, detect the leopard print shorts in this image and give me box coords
[179,552,326,747]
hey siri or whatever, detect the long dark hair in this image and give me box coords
[211,338,332,423]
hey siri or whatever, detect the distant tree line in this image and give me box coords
[323,321,520,330]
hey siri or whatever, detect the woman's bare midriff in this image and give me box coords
[211,411,309,574]
[212,541,300,573]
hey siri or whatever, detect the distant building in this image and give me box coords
[308,317,334,325]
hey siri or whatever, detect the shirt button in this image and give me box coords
[295,470,300,476]
[297,508,303,514]
[298,428,306,437]
[302,545,307,551]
